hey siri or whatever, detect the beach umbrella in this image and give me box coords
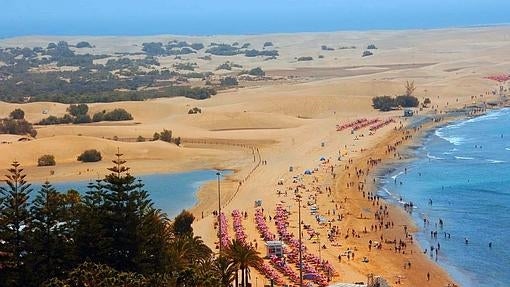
[319,157,326,161]
[304,170,312,175]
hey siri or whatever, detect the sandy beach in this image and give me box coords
[1,26,508,285]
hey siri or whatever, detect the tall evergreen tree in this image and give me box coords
[101,150,152,272]
[26,181,70,285]
[75,179,108,264]
[0,161,33,286]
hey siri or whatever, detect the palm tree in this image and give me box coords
[405,80,416,96]
[167,234,213,283]
[213,256,237,287]
[226,240,262,287]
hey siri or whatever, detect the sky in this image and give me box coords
[1,0,510,37]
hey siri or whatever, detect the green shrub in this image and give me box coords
[297,56,313,61]
[188,107,202,114]
[160,129,172,142]
[216,62,232,70]
[396,95,419,108]
[372,96,396,111]
[190,43,205,50]
[220,76,239,86]
[77,149,102,162]
[0,118,37,137]
[73,114,92,124]
[137,135,145,142]
[10,108,25,120]
[92,111,105,122]
[244,49,278,57]
[67,104,89,117]
[247,67,265,76]
[96,108,133,121]
[38,154,56,166]
[76,41,92,48]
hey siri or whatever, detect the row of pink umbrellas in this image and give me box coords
[336,118,369,131]
[273,205,332,286]
[218,212,230,248]
[232,209,286,285]
[369,118,395,132]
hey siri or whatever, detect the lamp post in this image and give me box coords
[297,195,303,287]
[318,232,321,263]
[217,171,222,256]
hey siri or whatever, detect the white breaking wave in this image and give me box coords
[427,152,444,160]
[505,147,510,151]
[465,108,508,124]
[380,187,391,196]
[435,129,464,146]
[455,156,474,160]
[391,171,404,180]
[487,159,506,164]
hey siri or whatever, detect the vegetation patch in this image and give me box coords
[37,154,56,166]
[362,51,373,57]
[372,81,420,111]
[220,76,239,86]
[39,104,133,125]
[297,56,313,61]
[321,45,335,51]
[77,149,102,162]
[0,109,37,137]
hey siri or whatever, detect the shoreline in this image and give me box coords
[331,118,457,286]
[363,107,503,286]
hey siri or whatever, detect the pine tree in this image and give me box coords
[75,179,107,264]
[27,181,69,285]
[101,150,152,272]
[0,161,33,286]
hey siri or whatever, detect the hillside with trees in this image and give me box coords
[0,41,217,104]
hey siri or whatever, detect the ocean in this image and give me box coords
[378,108,510,286]
[32,170,222,219]
[1,0,510,38]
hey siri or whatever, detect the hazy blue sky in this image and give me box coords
[1,0,509,37]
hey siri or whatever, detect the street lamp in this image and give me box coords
[318,232,321,263]
[297,194,303,287]
[217,171,222,256]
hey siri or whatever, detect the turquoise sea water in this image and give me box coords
[38,170,221,218]
[378,109,510,286]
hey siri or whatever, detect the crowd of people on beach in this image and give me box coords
[210,107,489,286]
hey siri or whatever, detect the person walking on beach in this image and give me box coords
[427,272,430,281]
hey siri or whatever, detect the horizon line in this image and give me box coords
[2,22,510,41]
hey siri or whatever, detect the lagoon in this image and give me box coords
[36,170,222,218]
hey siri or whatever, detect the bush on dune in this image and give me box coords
[77,149,102,162]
